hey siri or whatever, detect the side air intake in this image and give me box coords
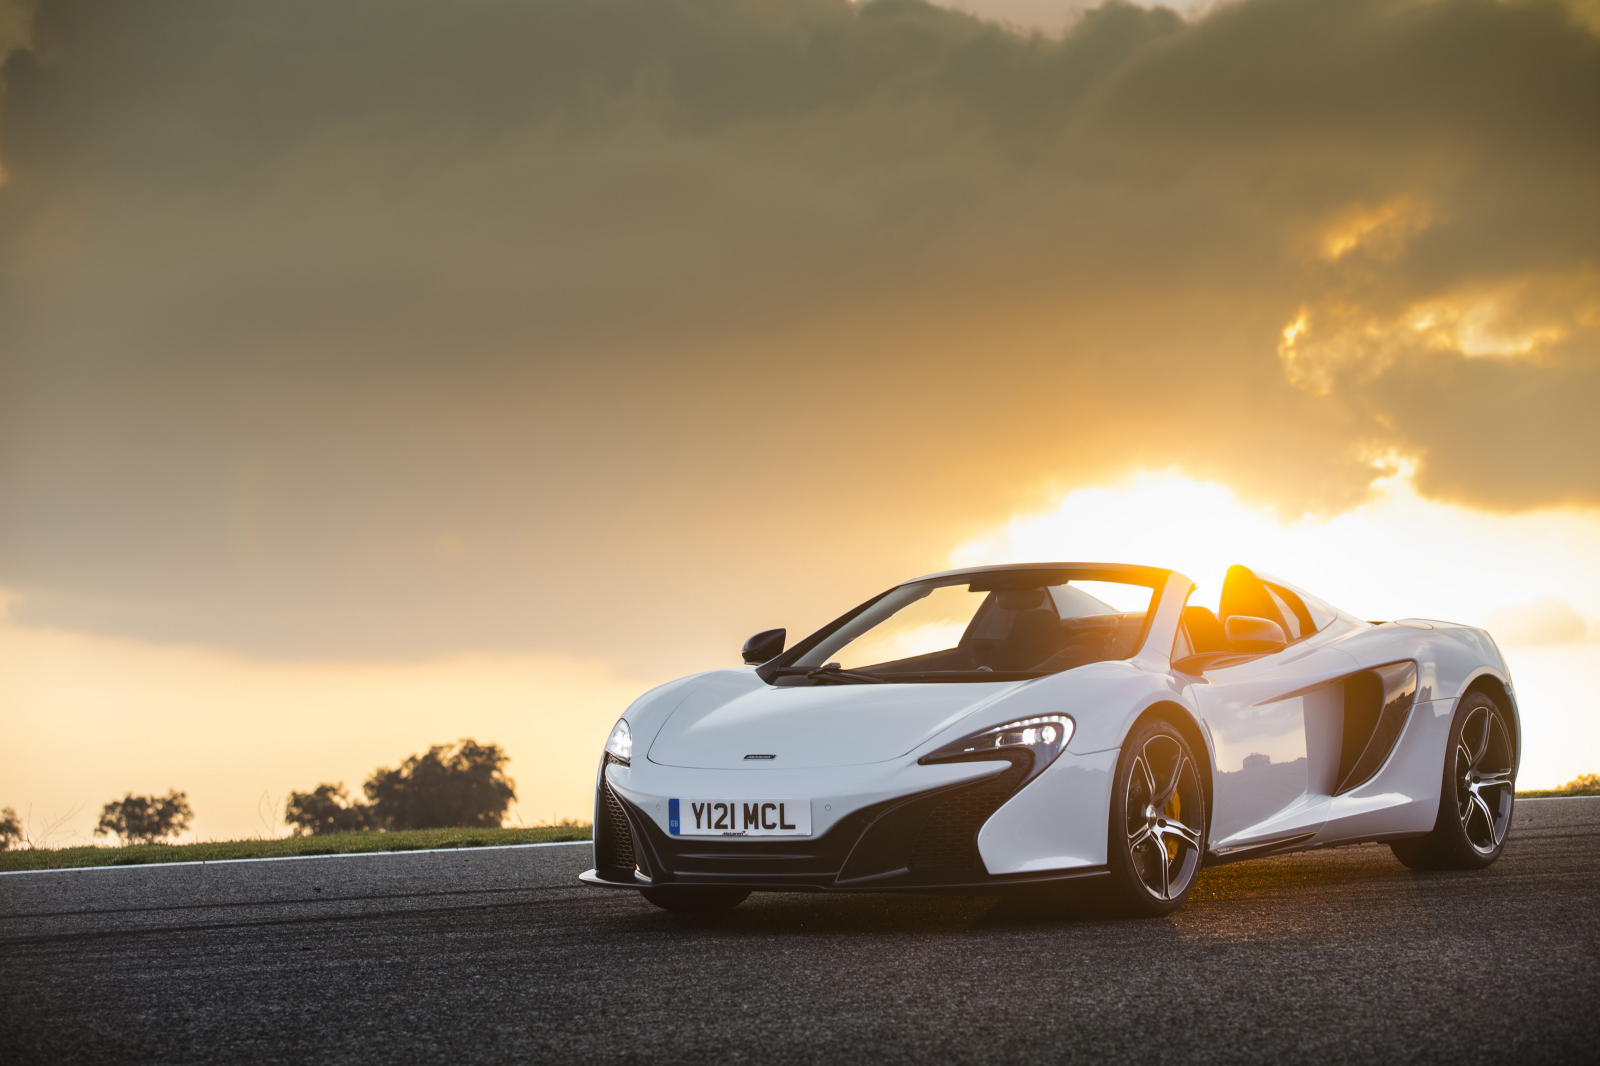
[1335,661,1418,795]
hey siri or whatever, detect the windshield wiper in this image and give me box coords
[866,669,1049,683]
[770,666,888,685]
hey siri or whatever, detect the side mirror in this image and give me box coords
[1225,615,1286,654]
[742,628,786,665]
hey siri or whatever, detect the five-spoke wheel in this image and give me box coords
[1455,700,1516,855]
[1392,691,1516,871]
[1105,718,1206,916]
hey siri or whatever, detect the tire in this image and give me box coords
[1390,691,1515,871]
[638,885,751,913]
[1103,717,1207,917]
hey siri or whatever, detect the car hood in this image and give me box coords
[645,672,1031,769]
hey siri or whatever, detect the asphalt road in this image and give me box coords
[3,798,1597,1065]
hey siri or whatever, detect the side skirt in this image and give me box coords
[1203,830,1435,867]
[1204,832,1317,866]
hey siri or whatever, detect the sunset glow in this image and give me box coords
[7,457,1597,845]
[1,0,1596,848]
[0,606,642,845]
[1319,197,1432,262]
[953,464,1600,790]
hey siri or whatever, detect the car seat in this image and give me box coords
[1183,606,1228,654]
[991,609,1064,671]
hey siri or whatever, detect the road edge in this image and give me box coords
[0,839,592,877]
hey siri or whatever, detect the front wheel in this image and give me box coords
[1103,718,1207,917]
[638,885,751,913]
[1390,692,1515,871]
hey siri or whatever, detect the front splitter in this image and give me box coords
[577,865,1109,894]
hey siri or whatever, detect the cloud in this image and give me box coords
[0,0,34,67]
[0,0,38,182]
[1484,598,1592,646]
[0,0,1596,664]
[933,0,1219,33]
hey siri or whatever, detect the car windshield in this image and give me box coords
[783,569,1159,684]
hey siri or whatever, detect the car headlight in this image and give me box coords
[604,719,632,765]
[918,715,1073,782]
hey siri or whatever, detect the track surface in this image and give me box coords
[3,798,1597,1065]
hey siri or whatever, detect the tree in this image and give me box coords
[0,807,21,851]
[283,784,375,836]
[364,740,516,831]
[95,790,194,844]
[284,739,517,835]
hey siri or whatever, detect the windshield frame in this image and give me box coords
[756,563,1172,686]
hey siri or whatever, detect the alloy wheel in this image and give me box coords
[1456,705,1514,855]
[1125,734,1204,900]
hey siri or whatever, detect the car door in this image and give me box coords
[1190,643,1359,853]
[1183,567,1357,854]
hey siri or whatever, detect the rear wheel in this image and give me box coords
[638,885,751,913]
[1103,718,1207,917]
[1390,692,1515,871]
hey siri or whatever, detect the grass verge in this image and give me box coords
[1515,787,1600,799]
[9,788,1593,872]
[0,825,591,873]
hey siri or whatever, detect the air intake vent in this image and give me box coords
[1336,660,1418,795]
[595,754,636,880]
[909,759,1028,876]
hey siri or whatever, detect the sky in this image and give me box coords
[0,0,1597,843]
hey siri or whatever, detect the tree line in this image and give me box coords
[283,739,515,834]
[0,738,521,849]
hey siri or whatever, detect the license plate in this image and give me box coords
[669,798,811,836]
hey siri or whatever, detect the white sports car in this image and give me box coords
[581,563,1519,916]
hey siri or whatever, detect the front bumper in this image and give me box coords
[577,865,1110,894]
[584,754,1109,894]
